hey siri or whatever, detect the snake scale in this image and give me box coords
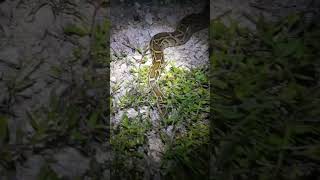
[148,4,209,117]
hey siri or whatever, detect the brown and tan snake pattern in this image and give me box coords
[148,5,209,117]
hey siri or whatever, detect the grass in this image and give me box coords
[210,13,320,179]
[111,61,210,179]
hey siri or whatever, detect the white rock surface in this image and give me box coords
[150,109,160,127]
[127,108,139,119]
[147,131,164,162]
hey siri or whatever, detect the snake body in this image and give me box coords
[148,5,209,116]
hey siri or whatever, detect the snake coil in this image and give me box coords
[148,4,209,117]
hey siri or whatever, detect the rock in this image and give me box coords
[86,89,97,98]
[112,110,124,125]
[0,2,11,24]
[120,63,127,72]
[134,2,141,9]
[0,87,8,104]
[138,146,144,153]
[139,106,149,115]
[1,24,11,39]
[176,124,187,135]
[50,147,90,179]
[195,51,202,59]
[20,5,54,38]
[58,42,75,59]
[132,54,141,62]
[166,15,178,26]
[54,84,69,97]
[0,47,20,66]
[127,108,138,119]
[78,36,90,48]
[147,131,164,162]
[145,13,153,25]
[157,12,165,19]
[166,125,174,137]
[150,109,160,127]
[34,5,55,31]
[95,148,110,164]
[110,76,117,83]
[16,155,45,180]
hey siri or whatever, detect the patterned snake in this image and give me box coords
[148,5,209,117]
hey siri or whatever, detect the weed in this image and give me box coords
[111,61,210,178]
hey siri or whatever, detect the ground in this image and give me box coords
[0,0,319,179]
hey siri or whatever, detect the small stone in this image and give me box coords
[138,146,144,153]
[110,76,116,83]
[131,54,141,63]
[139,106,149,114]
[113,110,124,125]
[126,108,138,119]
[145,13,153,25]
[195,52,202,59]
[150,109,160,127]
[120,63,127,72]
[139,106,149,118]
[166,125,174,137]
[134,2,141,9]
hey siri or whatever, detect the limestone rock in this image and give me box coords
[145,13,153,25]
[127,108,138,119]
[50,147,90,179]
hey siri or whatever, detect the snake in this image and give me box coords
[148,4,210,117]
